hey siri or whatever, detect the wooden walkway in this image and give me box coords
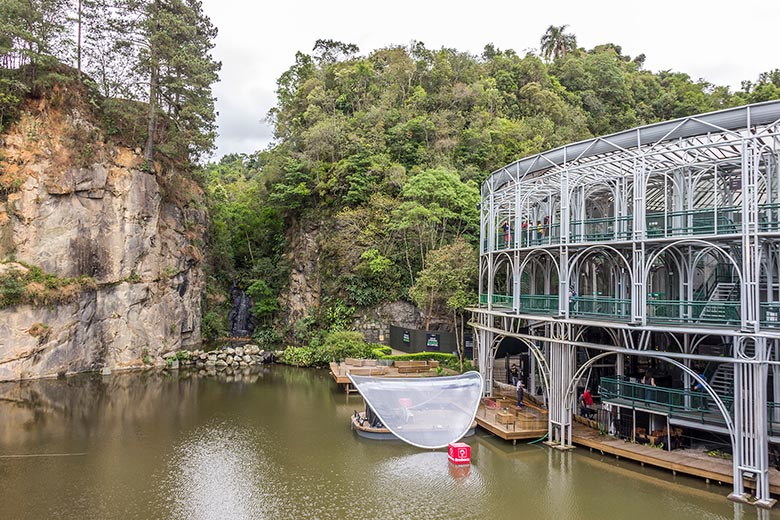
[570,422,780,497]
[475,398,548,442]
[329,360,441,393]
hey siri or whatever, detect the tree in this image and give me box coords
[0,0,72,88]
[540,24,577,62]
[111,0,220,163]
[408,238,477,370]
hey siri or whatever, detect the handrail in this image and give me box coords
[483,203,780,253]
[599,376,731,424]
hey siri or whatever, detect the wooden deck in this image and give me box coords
[329,360,441,393]
[570,421,780,498]
[475,397,548,442]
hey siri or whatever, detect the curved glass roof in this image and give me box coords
[483,100,780,197]
[348,371,483,449]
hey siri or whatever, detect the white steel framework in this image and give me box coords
[471,101,780,508]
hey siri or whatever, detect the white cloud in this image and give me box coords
[202,0,780,159]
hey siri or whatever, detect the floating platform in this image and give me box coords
[475,397,548,442]
[570,421,780,499]
[329,359,441,393]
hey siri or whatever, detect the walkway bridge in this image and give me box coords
[598,377,780,442]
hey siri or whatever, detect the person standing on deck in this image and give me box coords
[516,379,524,408]
[502,220,512,246]
[510,364,519,385]
[580,388,595,418]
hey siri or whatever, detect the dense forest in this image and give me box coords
[203,29,780,351]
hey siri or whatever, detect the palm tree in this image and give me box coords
[540,25,577,62]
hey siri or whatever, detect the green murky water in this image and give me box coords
[0,366,775,519]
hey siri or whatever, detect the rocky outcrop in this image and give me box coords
[278,220,322,326]
[0,95,205,381]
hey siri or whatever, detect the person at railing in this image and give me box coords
[510,363,519,385]
[642,371,656,401]
[569,285,578,312]
[543,215,550,238]
[692,373,708,409]
[521,220,528,246]
[580,388,595,418]
[536,220,543,242]
[502,220,511,246]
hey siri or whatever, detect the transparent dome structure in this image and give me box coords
[348,371,484,449]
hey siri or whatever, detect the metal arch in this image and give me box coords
[567,244,634,283]
[491,251,515,272]
[643,239,745,288]
[517,248,562,282]
[562,352,736,447]
[483,330,552,401]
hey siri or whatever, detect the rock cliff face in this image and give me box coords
[0,93,205,381]
[279,219,428,343]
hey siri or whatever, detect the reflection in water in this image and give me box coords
[162,422,276,520]
[0,366,774,520]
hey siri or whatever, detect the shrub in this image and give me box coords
[279,346,315,367]
[201,310,227,343]
[371,345,392,357]
[27,322,50,340]
[312,330,374,366]
[253,327,282,349]
[0,262,95,308]
[377,352,474,372]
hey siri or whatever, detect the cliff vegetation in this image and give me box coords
[204,29,780,353]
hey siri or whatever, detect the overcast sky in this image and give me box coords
[200,0,780,160]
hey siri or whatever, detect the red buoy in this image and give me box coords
[447,442,471,465]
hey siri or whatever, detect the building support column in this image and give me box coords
[475,325,495,397]
[546,322,576,449]
[729,337,775,509]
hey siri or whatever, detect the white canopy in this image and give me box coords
[348,371,483,449]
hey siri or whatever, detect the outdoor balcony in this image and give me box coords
[484,203,780,253]
[478,293,780,329]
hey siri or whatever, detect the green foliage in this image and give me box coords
[376,352,474,373]
[277,330,378,368]
[279,345,315,367]
[312,330,374,365]
[0,72,27,131]
[201,309,227,343]
[252,327,282,349]
[246,279,278,322]
[325,298,355,332]
[205,31,780,343]
[0,262,96,308]
[371,345,392,357]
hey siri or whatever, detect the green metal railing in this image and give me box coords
[571,215,633,242]
[571,296,631,320]
[479,293,513,307]
[479,294,780,332]
[759,202,780,232]
[646,206,741,237]
[601,377,780,436]
[526,223,561,246]
[483,203,780,253]
[646,300,740,325]
[599,377,733,424]
[518,294,559,314]
[760,302,780,329]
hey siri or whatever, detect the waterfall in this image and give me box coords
[227,284,256,337]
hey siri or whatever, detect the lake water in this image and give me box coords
[0,365,775,519]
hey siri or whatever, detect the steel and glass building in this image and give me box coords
[471,101,780,507]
